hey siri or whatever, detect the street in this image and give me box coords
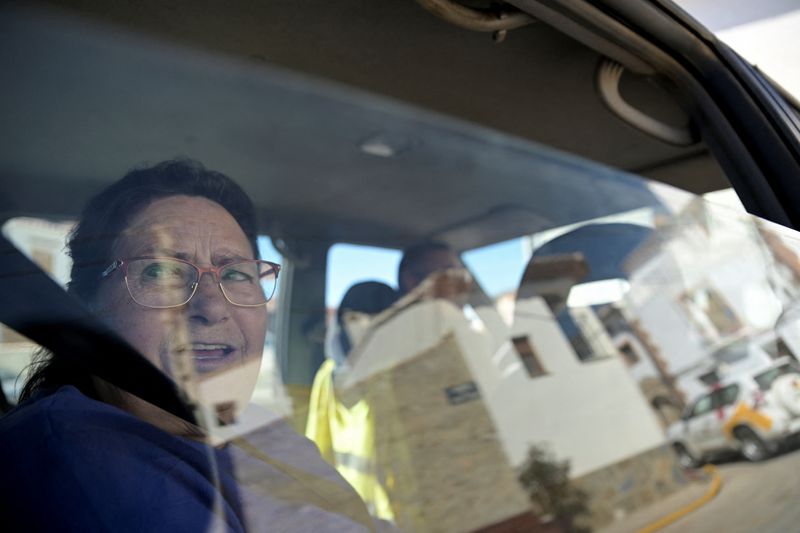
[601,444,800,533]
[660,445,800,532]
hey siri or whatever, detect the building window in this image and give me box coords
[511,335,547,378]
[681,286,741,340]
[618,342,639,366]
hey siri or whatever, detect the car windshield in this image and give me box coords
[3,2,800,533]
[713,341,751,365]
[755,363,800,391]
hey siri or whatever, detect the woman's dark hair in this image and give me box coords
[68,159,260,302]
[19,159,260,402]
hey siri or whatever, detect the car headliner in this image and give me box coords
[0,1,728,250]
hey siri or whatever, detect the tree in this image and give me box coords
[517,444,591,532]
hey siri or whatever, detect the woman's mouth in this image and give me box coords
[184,343,238,374]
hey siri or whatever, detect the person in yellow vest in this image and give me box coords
[306,243,472,523]
[306,281,398,520]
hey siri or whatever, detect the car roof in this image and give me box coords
[0,1,727,250]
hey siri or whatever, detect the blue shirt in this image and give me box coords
[0,386,378,532]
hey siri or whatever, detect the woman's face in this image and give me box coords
[94,195,268,389]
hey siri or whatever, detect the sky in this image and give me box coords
[675,0,800,98]
[260,237,530,307]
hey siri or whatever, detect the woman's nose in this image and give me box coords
[187,272,230,324]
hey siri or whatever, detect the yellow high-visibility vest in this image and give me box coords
[305,359,395,521]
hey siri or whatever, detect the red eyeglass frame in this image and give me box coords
[101,256,281,308]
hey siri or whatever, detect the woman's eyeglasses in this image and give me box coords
[101,257,281,308]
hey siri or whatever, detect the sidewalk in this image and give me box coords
[598,470,716,533]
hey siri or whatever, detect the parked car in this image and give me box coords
[676,332,795,401]
[669,357,800,467]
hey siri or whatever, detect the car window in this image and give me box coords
[6,3,800,533]
[713,384,741,408]
[754,363,800,391]
[0,217,74,404]
[713,340,750,364]
[698,369,721,386]
[691,395,714,418]
[326,243,402,308]
[462,237,527,301]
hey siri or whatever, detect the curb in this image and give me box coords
[636,465,721,533]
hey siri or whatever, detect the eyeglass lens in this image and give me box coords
[125,258,276,307]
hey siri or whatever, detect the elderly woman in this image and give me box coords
[0,160,381,532]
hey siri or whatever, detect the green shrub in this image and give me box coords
[517,444,591,532]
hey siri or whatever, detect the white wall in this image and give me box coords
[2,217,73,286]
[626,273,706,376]
[341,298,666,478]
[624,198,790,399]
[505,297,665,476]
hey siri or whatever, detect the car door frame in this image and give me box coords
[509,0,800,230]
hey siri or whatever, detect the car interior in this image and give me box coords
[3,1,800,531]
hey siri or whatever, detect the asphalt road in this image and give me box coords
[660,445,800,533]
[599,444,800,533]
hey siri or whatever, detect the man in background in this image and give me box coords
[397,242,470,302]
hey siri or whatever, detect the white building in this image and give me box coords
[623,191,800,401]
